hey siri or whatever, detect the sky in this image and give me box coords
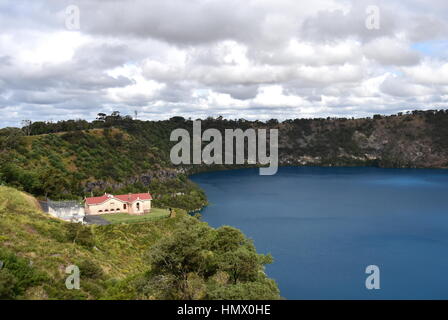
[0,0,448,127]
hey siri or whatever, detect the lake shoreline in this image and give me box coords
[187,164,448,213]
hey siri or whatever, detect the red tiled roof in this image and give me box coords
[85,193,152,205]
[114,193,152,203]
[85,194,109,205]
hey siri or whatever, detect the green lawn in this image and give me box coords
[100,208,171,224]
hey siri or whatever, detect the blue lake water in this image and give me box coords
[190,167,448,299]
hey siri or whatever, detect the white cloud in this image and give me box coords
[0,0,448,127]
[402,61,448,85]
[380,75,434,97]
[363,37,421,66]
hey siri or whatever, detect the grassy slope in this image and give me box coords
[101,208,171,224]
[0,186,189,299]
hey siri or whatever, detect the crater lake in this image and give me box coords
[190,166,448,299]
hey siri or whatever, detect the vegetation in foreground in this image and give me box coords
[0,186,280,300]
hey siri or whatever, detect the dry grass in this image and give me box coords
[0,186,189,299]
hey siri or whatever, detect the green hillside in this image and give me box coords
[2,109,448,211]
[0,124,207,211]
[0,186,280,300]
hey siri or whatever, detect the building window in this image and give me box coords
[136,202,140,211]
[105,209,108,212]
[116,208,120,211]
[110,209,114,211]
[123,204,127,209]
[99,210,103,213]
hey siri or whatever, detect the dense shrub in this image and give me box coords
[76,259,104,279]
[0,248,48,299]
[138,217,279,300]
[65,224,96,249]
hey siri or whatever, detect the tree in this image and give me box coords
[21,120,32,136]
[206,277,280,300]
[96,113,107,122]
[39,167,69,198]
[140,217,279,300]
[0,128,25,152]
[212,226,246,252]
[217,247,270,284]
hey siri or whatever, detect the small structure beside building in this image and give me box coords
[84,192,152,215]
[39,199,85,223]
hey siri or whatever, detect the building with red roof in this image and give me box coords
[84,192,152,215]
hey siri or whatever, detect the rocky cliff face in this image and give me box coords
[276,112,448,168]
[84,168,185,192]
